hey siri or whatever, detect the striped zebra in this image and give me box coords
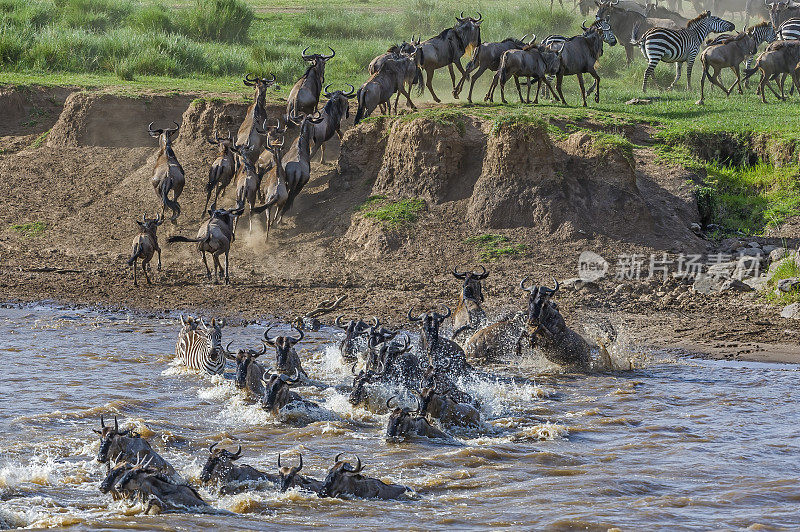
[777,17,800,41]
[638,11,735,92]
[175,317,226,375]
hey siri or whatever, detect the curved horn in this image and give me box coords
[407,308,422,322]
[475,11,482,22]
[168,121,180,133]
[452,266,466,279]
[278,453,282,468]
[263,73,277,84]
[323,46,335,59]
[225,340,234,354]
[582,19,589,31]
[372,316,380,327]
[244,73,258,86]
[351,455,362,473]
[351,362,359,375]
[334,452,344,464]
[459,11,465,19]
[287,368,301,384]
[335,314,346,328]
[344,83,356,98]
[209,442,218,453]
[438,305,451,319]
[323,83,333,98]
[263,326,277,345]
[256,341,268,356]
[387,395,397,409]
[474,265,488,279]
[519,277,536,293]
[232,445,242,459]
[114,416,119,432]
[100,415,106,429]
[301,46,313,60]
[294,453,303,473]
[290,326,304,344]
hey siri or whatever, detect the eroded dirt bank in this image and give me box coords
[1,85,799,362]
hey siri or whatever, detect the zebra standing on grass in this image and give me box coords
[638,11,735,92]
[777,17,800,41]
[175,317,226,375]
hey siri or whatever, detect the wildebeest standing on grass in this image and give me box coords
[696,31,757,104]
[417,13,483,102]
[555,19,618,106]
[742,40,800,102]
[127,213,163,286]
[485,43,561,104]
[286,47,335,121]
[147,121,184,223]
[354,57,422,124]
[595,0,647,64]
[454,35,533,103]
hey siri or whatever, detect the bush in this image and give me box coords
[126,5,175,34]
[179,0,253,43]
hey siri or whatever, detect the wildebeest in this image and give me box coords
[742,40,800,101]
[408,306,471,375]
[419,386,481,428]
[596,0,649,64]
[99,461,135,500]
[277,453,324,493]
[112,459,212,514]
[199,443,278,493]
[280,112,325,218]
[354,55,422,123]
[286,47,335,121]
[335,315,370,361]
[147,121,184,223]
[167,204,244,284]
[368,333,421,389]
[385,397,450,440]
[93,416,179,481]
[697,31,757,104]
[308,84,356,163]
[416,13,483,102]
[454,35,532,103]
[260,369,306,415]
[463,315,527,364]
[318,454,409,499]
[250,135,288,238]
[263,325,308,378]
[230,143,268,233]
[127,213,163,286]
[225,341,268,395]
[204,131,238,215]
[555,19,617,106]
[485,43,561,104]
[521,277,595,369]
[237,73,276,163]
[769,0,800,29]
[348,365,394,413]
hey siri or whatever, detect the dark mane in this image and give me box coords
[500,37,518,43]
[686,10,710,27]
[435,27,452,40]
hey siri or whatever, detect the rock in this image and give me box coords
[562,277,599,291]
[693,274,724,295]
[780,303,800,319]
[769,247,789,262]
[747,241,761,249]
[625,98,652,105]
[744,275,768,292]
[777,277,800,292]
[690,222,702,235]
[762,245,778,256]
[707,260,737,279]
[720,238,744,254]
[732,255,763,280]
[719,279,754,292]
[738,247,764,258]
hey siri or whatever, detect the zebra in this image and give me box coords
[777,17,800,41]
[638,11,735,92]
[742,21,778,85]
[175,317,226,375]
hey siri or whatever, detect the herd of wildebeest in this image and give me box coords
[92,266,614,512]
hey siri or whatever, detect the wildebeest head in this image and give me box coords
[408,306,451,348]
[385,396,424,438]
[348,362,385,406]
[520,276,560,336]
[263,325,304,369]
[452,265,488,303]
[335,315,370,358]
[93,415,132,463]
[206,204,245,230]
[135,212,163,236]
[99,460,132,495]
[200,442,242,483]
[243,73,277,105]
[206,129,236,154]
[322,83,356,120]
[454,12,483,54]
[224,341,268,388]
[277,452,304,492]
[260,369,301,413]
[319,453,363,498]
[147,121,180,151]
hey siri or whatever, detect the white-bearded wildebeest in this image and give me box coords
[417,12,483,102]
[463,314,527,363]
[263,325,308,378]
[277,453,324,494]
[111,460,215,515]
[408,306,472,376]
[93,416,180,482]
[224,341,269,396]
[230,143,268,234]
[451,266,489,342]
[453,35,533,103]
[354,57,422,123]
[250,135,288,239]
[127,213,163,286]
[742,40,800,102]
[199,443,279,494]
[318,454,409,499]
[236,73,276,164]
[167,204,244,284]
[286,46,335,121]
[697,31,758,104]
[595,0,648,64]
[309,84,356,163]
[419,386,482,428]
[147,121,184,223]
[555,19,618,106]
[385,397,450,441]
[279,112,324,218]
[204,131,238,215]
[485,43,561,104]
[335,315,371,361]
[259,369,315,415]
[369,45,424,114]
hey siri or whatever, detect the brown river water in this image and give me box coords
[1,304,799,530]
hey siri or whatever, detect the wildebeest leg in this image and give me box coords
[555,73,568,105]
[534,79,542,104]
[514,76,524,103]
[527,77,533,103]
[467,66,486,103]
[542,77,557,104]
[224,252,230,284]
[451,60,466,97]
[393,91,400,115]
[577,73,587,107]
[625,43,633,65]
[201,251,212,281]
[485,73,498,102]
[425,68,441,103]
[500,77,508,104]
[142,261,151,285]
[591,70,600,103]
[155,245,162,271]
[212,254,222,284]
[698,68,708,104]
[132,260,137,286]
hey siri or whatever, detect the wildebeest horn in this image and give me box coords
[286,368,301,384]
[244,73,258,86]
[350,455,362,473]
[209,442,218,453]
[168,121,180,134]
[294,453,303,473]
[582,20,588,31]
[301,46,313,60]
[155,213,163,225]
[323,83,333,98]
[452,266,466,279]
[256,341,268,356]
[232,445,242,459]
[519,277,536,292]
[147,122,162,137]
[344,83,356,98]
[474,12,482,22]
[459,11,465,19]
[114,416,119,432]
[263,326,277,345]
[436,305,451,319]
[387,396,397,409]
[335,314,346,328]
[372,316,380,327]
[323,46,335,59]
[225,340,234,354]
[351,362,359,375]
[290,326,304,344]
[263,73,276,84]
[334,452,344,463]
[407,309,422,322]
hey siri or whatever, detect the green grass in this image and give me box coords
[10,221,47,237]
[466,233,526,261]
[358,196,424,226]
[30,129,49,148]
[766,256,800,305]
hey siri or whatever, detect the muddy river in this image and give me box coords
[0,305,798,530]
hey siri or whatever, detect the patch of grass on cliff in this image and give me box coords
[358,196,424,227]
[400,108,466,136]
[765,257,800,305]
[11,221,46,237]
[30,129,49,148]
[490,110,547,137]
[466,233,526,261]
[589,131,634,164]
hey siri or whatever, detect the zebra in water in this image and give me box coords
[637,11,735,92]
[175,317,226,375]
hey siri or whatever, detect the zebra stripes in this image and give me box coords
[639,11,735,92]
[777,17,800,41]
[175,318,226,375]
[745,22,778,72]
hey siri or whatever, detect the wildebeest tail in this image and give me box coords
[498,55,509,85]
[126,243,142,266]
[167,235,201,244]
[353,87,365,124]
[413,66,424,95]
[160,177,180,219]
[742,65,759,82]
